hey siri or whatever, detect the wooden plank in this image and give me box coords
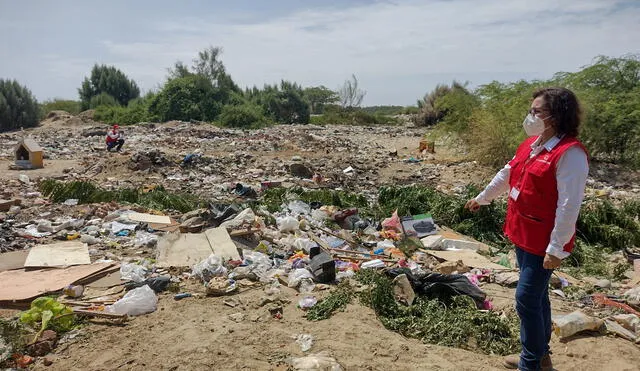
[205,227,241,261]
[24,241,90,268]
[128,212,171,225]
[156,233,213,267]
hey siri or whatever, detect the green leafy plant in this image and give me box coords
[305,282,354,321]
[19,297,75,343]
[356,270,520,355]
[39,180,203,213]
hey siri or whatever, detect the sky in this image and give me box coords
[1,0,639,106]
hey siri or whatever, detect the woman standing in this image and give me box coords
[465,87,589,371]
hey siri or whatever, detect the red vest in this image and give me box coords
[504,136,588,256]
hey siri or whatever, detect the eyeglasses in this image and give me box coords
[528,107,548,115]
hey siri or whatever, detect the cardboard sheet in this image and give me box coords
[156,228,240,267]
[205,227,241,260]
[156,233,214,267]
[0,250,29,272]
[436,227,491,252]
[24,241,90,268]
[424,249,509,271]
[128,212,171,225]
[0,263,116,303]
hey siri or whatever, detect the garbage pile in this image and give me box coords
[1,121,640,367]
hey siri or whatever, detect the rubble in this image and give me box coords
[0,120,639,368]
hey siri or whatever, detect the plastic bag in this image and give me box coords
[220,208,256,230]
[552,310,604,338]
[382,209,401,232]
[294,333,314,352]
[293,238,315,253]
[134,231,158,248]
[106,285,157,316]
[80,234,100,245]
[288,268,314,288]
[298,296,318,309]
[120,262,148,283]
[287,200,311,216]
[192,254,227,283]
[623,286,640,302]
[290,351,343,371]
[277,216,299,232]
[243,250,273,282]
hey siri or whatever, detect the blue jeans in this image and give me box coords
[515,247,553,371]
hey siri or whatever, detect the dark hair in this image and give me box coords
[532,87,582,137]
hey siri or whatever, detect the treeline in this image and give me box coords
[1,46,397,132]
[2,50,639,168]
[416,55,640,168]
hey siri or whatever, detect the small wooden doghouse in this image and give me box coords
[14,138,44,169]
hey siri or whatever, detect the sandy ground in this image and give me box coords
[28,283,640,371]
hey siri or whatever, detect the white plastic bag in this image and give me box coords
[623,286,640,302]
[293,238,315,253]
[242,250,273,282]
[277,216,299,232]
[106,285,157,316]
[288,268,314,288]
[290,351,343,371]
[287,200,311,216]
[120,262,148,283]
[294,333,314,352]
[192,254,227,282]
[553,310,604,338]
[134,231,158,247]
[220,208,256,230]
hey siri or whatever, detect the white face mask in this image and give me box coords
[522,113,549,137]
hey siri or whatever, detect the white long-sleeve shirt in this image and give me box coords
[475,135,589,259]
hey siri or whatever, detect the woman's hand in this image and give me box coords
[543,254,562,269]
[464,199,481,212]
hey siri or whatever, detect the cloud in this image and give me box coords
[3,0,639,104]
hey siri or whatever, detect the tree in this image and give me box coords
[219,102,270,128]
[89,92,118,109]
[246,81,310,124]
[168,46,240,93]
[416,81,468,126]
[148,74,224,122]
[78,64,140,109]
[338,74,366,109]
[303,86,338,114]
[0,79,39,132]
[555,54,640,165]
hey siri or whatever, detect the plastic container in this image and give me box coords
[552,310,604,338]
[63,285,84,298]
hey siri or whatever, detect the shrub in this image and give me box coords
[149,75,225,122]
[416,81,468,126]
[40,99,81,117]
[218,102,270,128]
[89,92,118,109]
[0,79,39,132]
[312,106,397,126]
[246,81,310,124]
[79,64,140,109]
[93,95,155,125]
